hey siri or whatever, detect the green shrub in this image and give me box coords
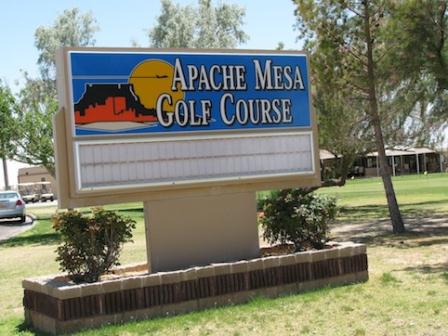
[53,208,136,283]
[259,189,337,251]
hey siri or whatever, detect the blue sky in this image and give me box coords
[0,0,300,89]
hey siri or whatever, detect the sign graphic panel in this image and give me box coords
[69,51,311,136]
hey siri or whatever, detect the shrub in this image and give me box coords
[259,189,337,251]
[53,208,136,283]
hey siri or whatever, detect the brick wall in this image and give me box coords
[23,242,368,334]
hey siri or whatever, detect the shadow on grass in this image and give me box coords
[395,264,448,284]
[332,210,448,248]
[117,207,144,213]
[338,200,447,220]
[16,321,51,336]
[0,232,60,248]
[400,263,448,275]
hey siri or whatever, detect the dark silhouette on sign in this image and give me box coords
[74,83,158,124]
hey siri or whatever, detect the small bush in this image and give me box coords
[53,208,136,283]
[259,189,337,251]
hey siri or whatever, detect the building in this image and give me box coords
[320,148,446,178]
[362,148,445,177]
[18,166,55,185]
[319,149,338,180]
[17,166,57,201]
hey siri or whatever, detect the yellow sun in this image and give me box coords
[129,60,184,112]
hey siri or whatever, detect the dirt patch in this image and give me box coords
[260,242,341,257]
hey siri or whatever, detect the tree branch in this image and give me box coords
[347,6,365,18]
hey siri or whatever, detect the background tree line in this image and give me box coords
[0,0,446,233]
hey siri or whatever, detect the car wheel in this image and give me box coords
[50,197,54,202]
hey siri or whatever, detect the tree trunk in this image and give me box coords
[45,164,56,179]
[363,1,405,233]
[1,156,10,190]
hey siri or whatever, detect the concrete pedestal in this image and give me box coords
[144,192,260,273]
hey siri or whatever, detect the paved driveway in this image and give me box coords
[0,216,34,242]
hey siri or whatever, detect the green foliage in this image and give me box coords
[294,0,447,155]
[294,1,375,183]
[14,8,98,176]
[260,189,337,251]
[149,0,248,48]
[383,0,448,142]
[0,80,20,159]
[35,8,98,80]
[385,1,447,92]
[15,76,58,176]
[53,208,136,283]
[294,0,448,150]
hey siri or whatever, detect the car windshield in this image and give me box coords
[0,192,18,199]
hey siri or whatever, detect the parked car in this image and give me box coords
[37,181,55,202]
[0,191,26,223]
[18,183,39,203]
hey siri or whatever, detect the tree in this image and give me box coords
[35,8,98,81]
[384,1,448,146]
[149,0,248,48]
[294,0,406,233]
[306,31,375,185]
[15,9,98,176]
[386,1,447,93]
[0,81,19,190]
[15,75,58,176]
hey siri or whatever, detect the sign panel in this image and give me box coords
[55,48,320,208]
[69,52,311,136]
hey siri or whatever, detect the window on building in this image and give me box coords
[367,157,377,168]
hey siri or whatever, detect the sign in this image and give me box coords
[55,48,320,208]
[70,52,311,136]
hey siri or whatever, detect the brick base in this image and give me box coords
[23,242,368,334]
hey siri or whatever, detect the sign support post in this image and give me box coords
[144,191,259,273]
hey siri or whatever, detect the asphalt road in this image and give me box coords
[26,200,58,208]
[0,201,58,241]
[0,215,35,242]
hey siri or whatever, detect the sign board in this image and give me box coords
[55,48,320,208]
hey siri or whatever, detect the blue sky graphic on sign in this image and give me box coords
[69,51,311,136]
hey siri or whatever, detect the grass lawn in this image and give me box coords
[0,173,447,335]
[316,172,448,220]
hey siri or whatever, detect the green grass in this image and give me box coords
[0,173,447,335]
[316,173,448,220]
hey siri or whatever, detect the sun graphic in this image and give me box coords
[128,59,184,113]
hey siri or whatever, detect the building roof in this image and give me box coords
[411,147,437,154]
[18,166,49,175]
[319,147,439,161]
[366,147,437,157]
[319,149,337,160]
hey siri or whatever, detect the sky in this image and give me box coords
[0,0,301,89]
